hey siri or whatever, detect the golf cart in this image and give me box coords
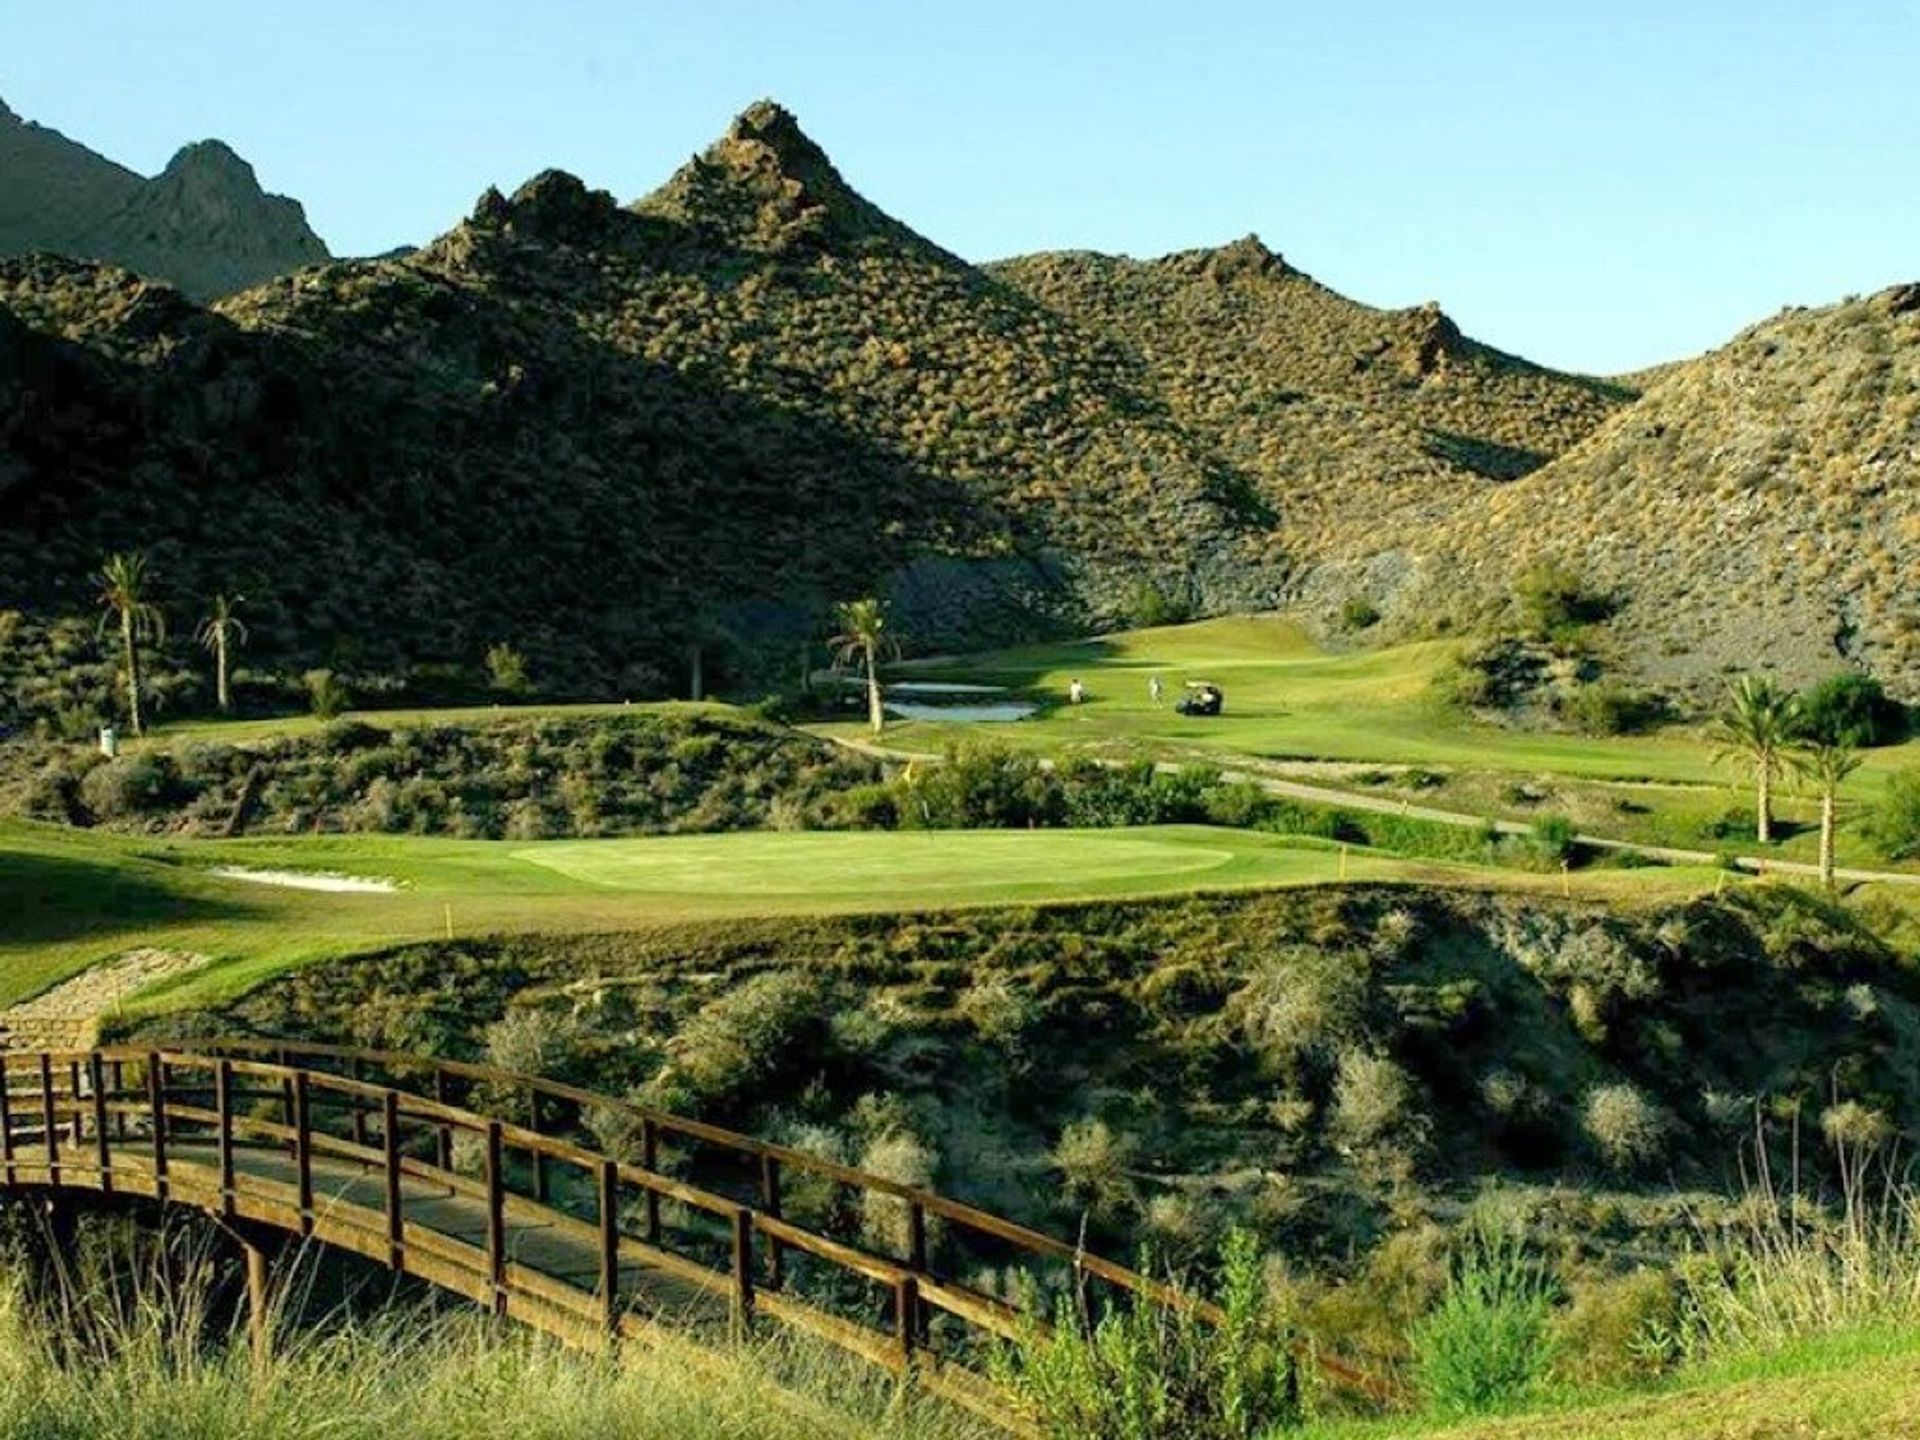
[1175,681,1224,717]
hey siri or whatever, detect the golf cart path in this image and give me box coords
[822,735,1920,889]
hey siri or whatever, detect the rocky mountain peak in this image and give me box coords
[0,95,17,124]
[1158,233,1297,285]
[636,98,954,263]
[163,138,256,181]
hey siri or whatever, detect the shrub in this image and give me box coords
[652,970,832,1113]
[905,742,1060,828]
[303,668,351,719]
[1529,813,1577,864]
[1512,559,1613,638]
[78,753,178,820]
[858,1129,939,1256]
[1340,596,1381,631]
[1129,579,1192,629]
[956,973,1039,1046]
[485,643,531,695]
[993,1228,1300,1440]
[1231,948,1369,1072]
[1867,767,1920,860]
[482,1006,588,1080]
[1582,1083,1667,1171]
[1053,1118,1138,1222]
[1329,1050,1419,1154]
[1548,1269,1678,1387]
[1410,1228,1558,1419]
[1561,681,1662,736]
[1799,671,1907,746]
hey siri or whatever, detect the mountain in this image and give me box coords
[990,241,1631,570]
[0,98,1749,727]
[1351,284,1920,694]
[0,97,328,300]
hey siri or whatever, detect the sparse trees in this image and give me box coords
[1792,734,1862,888]
[96,552,164,736]
[195,594,248,713]
[829,597,899,737]
[1708,676,1801,844]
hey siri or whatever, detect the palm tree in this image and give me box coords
[196,593,248,713]
[829,597,899,736]
[1708,675,1801,844]
[1792,736,1862,889]
[96,552,164,737]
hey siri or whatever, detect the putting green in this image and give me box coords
[520,828,1252,896]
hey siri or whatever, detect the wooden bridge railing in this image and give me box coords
[176,1037,1220,1323]
[0,1040,1241,1426]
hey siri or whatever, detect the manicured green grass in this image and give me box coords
[1305,1327,1920,1439]
[0,817,1726,1015]
[861,616,1719,782]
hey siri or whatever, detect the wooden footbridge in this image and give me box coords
[0,1038,1223,1427]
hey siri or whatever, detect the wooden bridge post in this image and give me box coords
[37,1054,59,1188]
[527,1085,549,1204]
[0,1057,15,1187]
[640,1118,662,1243]
[759,1154,784,1290]
[382,1090,404,1269]
[730,1206,755,1340]
[66,1060,81,1146]
[433,1068,453,1171]
[484,1120,507,1317]
[349,1059,369,1148]
[894,1275,921,1371]
[109,1059,127,1142]
[293,1072,314,1235]
[146,1053,168,1200]
[243,1230,273,1374]
[906,1199,931,1348]
[597,1159,620,1340]
[87,1053,110,1195]
[215,1058,236,1217]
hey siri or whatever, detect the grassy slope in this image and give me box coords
[1,817,1723,1012]
[1311,1329,1920,1439]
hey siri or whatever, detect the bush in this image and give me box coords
[1528,817,1574,864]
[994,1229,1300,1440]
[485,643,531,695]
[1548,1268,1678,1387]
[482,1006,588,1080]
[303,668,351,719]
[1340,596,1381,631]
[1129,580,1192,629]
[652,970,833,1113]
[1513,559,1613,638]
[1867,768,1920,860]
[1329,1050,1419,1154]
[1231,948,1369,1072]
[78,753,179,820]
[1561,681,1662,736]
[858,1128,939,1256]
[1799,671,1907,747]
[1053,1118,1138,1222]
[1582,1083,1667,1171]
[1410,1228,1558,1419]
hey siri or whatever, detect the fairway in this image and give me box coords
[872,615,1723,781]
[523,827,1296,897]
[0,818,1724,1016]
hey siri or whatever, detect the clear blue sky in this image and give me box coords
[4,1,1914,373]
